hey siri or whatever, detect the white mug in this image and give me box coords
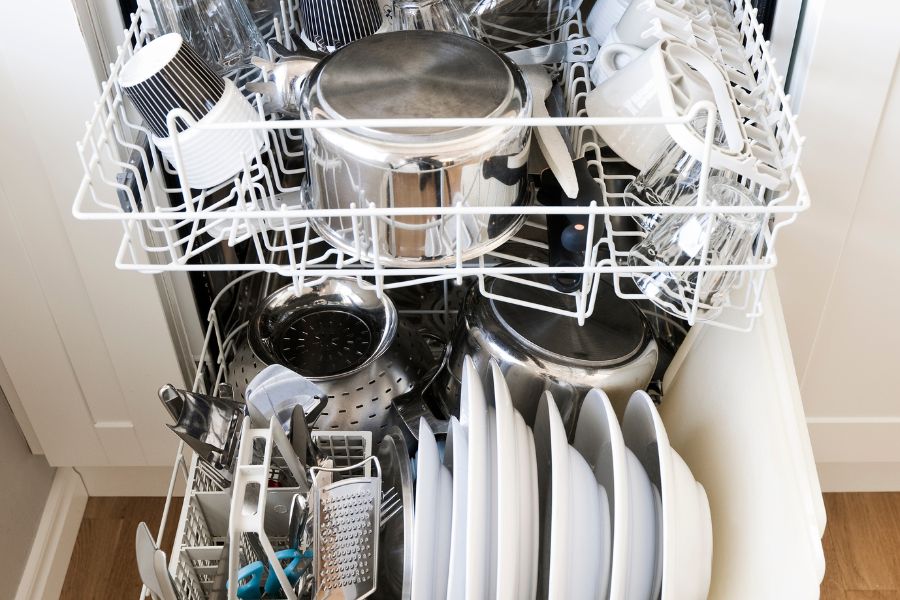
[586,0,632,44]
[607,0,696,48]
[585,40,745,172]
[590,42,644,86]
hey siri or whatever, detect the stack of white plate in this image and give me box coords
[407,356,712,600]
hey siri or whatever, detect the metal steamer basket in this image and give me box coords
[228,278,435,438]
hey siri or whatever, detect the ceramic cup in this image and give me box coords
[120,34,267,189]
[586,0,632,43]
[606,0,695,48]
[585,39,744,172]
[119,33,226,138]
[150,79,268,189]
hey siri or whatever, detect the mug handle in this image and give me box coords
[595,43,645,81]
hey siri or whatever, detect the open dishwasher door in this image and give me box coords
[660,273,826,599]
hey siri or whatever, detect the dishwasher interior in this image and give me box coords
[71,0,819,598]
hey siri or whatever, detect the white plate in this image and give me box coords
[445,417,468,600]
[567,443,604,600]
[623,391,713,600]
[534,391,571,600]
[493,362,521,600]
[573,389,620,599]
[412,418,453,600]
[516,412,538,600]
[464,356,493,599]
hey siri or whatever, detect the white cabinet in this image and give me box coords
[0,0,195,468]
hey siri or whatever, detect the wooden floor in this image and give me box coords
[822,494,900,599]
[60,493,900,598]
[60,497,181,599]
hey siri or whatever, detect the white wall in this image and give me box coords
[777,0,900,491]
[0,385,55,599]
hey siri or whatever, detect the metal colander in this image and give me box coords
[227,278,435,439]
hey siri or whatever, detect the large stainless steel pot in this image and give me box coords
[437,276,659,433]
[300,30,533,267]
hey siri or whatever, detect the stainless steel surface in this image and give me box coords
[228,278,435,439]
[301,30,533,266]
[159,385,244,471]
[437,277,659,430]
[372,429,413,600]
[506,37,599,65]
[249,41,326,116]
[312,456,382,600]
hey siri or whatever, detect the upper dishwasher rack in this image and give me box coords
[73,0,808,331]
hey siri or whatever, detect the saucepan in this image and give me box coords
[298,30,533,267]
[435,275,659,432]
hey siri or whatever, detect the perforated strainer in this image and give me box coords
[228,278,435,439]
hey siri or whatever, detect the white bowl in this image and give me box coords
[623,390,713,600]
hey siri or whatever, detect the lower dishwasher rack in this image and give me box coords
[151,270,826,600]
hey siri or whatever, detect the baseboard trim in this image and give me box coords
[15,468,88,600]
[817,461,900,492]
[807,417,900,464]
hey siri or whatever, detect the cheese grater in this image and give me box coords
[311,456,382,600]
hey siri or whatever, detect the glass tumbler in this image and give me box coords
[461,0,584,48]
[626,115,734,233]
[627,177,766,321]
[150,0,266,72]
[392,0,475,35]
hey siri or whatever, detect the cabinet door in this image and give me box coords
[0,0,195,467]
[776,0,900,490]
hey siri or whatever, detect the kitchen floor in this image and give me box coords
[59,493,900,598]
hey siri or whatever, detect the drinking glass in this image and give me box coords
[462,0,584,47]
[626,115,735,232]
[392,0,475,35]
[149,0,266,72]
[627,177,766,321]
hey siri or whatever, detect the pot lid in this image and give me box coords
[489,276,650,366]
[314,30,518,136]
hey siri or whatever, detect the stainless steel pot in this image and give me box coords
[300,30,533,267]
[437,276,659,432]
[227,278,435,439]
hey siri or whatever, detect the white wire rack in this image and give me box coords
[74,0,807,332]
[148,269,380,600]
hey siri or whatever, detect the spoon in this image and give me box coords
[521,65,579,198]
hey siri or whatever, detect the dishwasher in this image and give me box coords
[72,0,825,598]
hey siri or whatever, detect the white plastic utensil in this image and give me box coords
[522,65,579,198]
[136,522,181,600]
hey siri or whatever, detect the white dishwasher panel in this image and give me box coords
[661,274,825,599]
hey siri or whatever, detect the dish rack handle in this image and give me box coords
[227,417,307,600]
